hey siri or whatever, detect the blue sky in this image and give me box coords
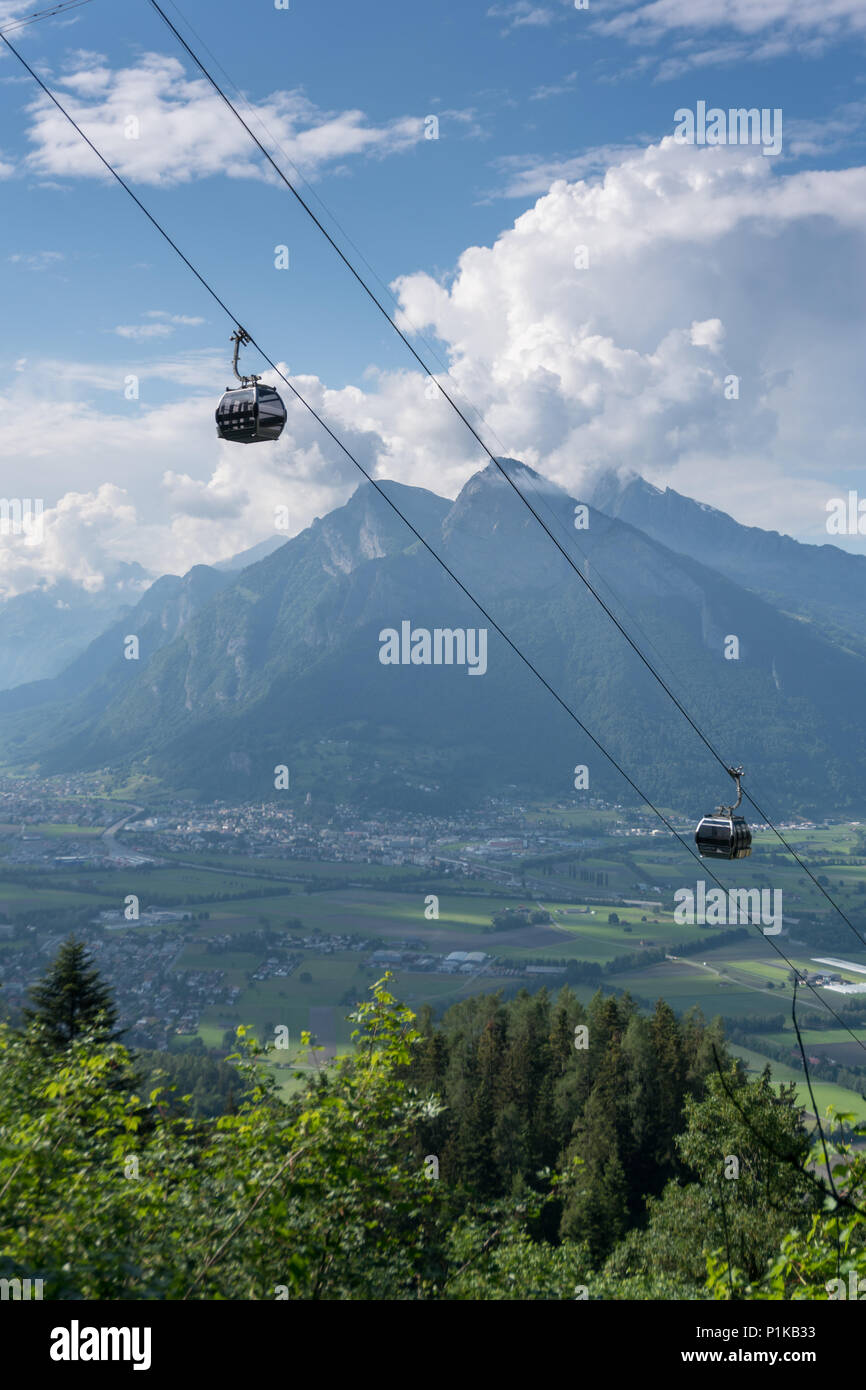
[1,0,866,592]
[2,0,863,386]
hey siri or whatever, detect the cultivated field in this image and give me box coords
[7,804,866,1119]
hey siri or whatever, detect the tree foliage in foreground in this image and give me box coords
[3,962,866,1299]
[0,980,457,1299]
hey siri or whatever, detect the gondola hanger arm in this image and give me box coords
[230,327,260,386]
[721,765,744,815]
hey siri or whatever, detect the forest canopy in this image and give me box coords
[0,945,862,1300]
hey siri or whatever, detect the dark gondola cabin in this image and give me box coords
[695,765,752,860]
[215,383,286,444]
[215,328,287,444]
[695,813,751,860]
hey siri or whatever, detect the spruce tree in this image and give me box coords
[25,937,119,1048]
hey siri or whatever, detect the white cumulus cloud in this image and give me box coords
[592,0,866,72]
[21,53,428,186]
[5,136,866,600]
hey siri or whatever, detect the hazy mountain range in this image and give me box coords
[0,563,151,690]
[0,538,290,694]
[2,460,864,817]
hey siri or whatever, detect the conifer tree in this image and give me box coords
[24,937,119,1048]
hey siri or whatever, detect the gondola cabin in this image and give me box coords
[215,328,287,444]
[215,383,286,444]
[695,813,751,860]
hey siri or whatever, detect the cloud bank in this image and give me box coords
[4,136,866,596]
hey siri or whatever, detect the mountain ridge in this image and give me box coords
[2,461,865,818]
[589,470,866,652]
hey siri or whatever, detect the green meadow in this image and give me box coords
[6,812,866,1122]
[730,1045,866,1124]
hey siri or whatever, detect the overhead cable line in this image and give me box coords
[146,0,866,956]
[0,0,93,35]
[4,29,865,1057]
